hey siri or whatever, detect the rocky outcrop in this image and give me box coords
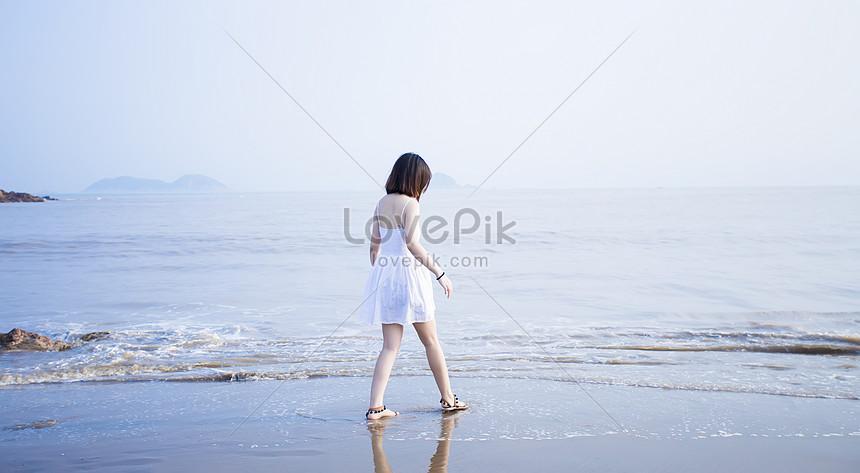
[0,328,111,351]
[1,328,72,351]
[80,331,110,342]
[0,190,46,203]
[5,419,58,430]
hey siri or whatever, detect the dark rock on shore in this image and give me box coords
[80,331,110,342]
[0,328,111,351]
[0,190,46,203]
[4,419,58,431]
[1,328,72,351]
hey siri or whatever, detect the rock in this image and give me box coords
[4,419,58,431]
[0,190,46,203]
[0,328,73,351]
[80,331,110,342]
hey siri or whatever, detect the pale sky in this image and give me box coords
[1,0,858,194]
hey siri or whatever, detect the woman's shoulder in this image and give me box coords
[382,192,417,204]
[402,197,419,218]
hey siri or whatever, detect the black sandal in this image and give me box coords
[366,405,397,419]
[440,394,468,411]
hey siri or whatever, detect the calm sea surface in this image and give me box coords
[1,187,858,400]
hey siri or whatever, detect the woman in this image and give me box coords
[359,152,468,420]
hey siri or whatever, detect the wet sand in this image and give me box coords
[2,376,858,472]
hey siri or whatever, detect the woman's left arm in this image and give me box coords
[403,201,443,278]
[403,200,452,298]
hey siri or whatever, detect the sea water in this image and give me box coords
[1,187,858,400]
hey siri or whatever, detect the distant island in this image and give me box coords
[0,190,58,203]
[431,173,473,189]
[84,174,229,194]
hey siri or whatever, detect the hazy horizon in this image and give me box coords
[11,177,860,198]
[2,1,858,195]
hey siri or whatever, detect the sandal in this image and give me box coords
[440,394,468,411]
[366,405,397,419]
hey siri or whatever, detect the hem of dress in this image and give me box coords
[360,315,436,326]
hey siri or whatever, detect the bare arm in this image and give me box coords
[403,199,453,297]
[369,210,381,265]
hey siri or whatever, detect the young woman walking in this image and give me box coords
[359,152,468,420]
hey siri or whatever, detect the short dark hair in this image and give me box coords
[385,153,432,201]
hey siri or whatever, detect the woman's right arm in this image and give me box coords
[369,211,381,266]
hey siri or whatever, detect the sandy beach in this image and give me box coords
[2,375,858,472]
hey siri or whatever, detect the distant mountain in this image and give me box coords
[85,176,169,193]
[167,174,229,192]
[84,174,228,194]
[431,173,472,189]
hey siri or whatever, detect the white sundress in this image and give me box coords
[359,197,436,325]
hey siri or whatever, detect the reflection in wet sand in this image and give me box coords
[368,412,463,473]
[368,421,392,473]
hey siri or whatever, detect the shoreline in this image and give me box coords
[2,376,858,472]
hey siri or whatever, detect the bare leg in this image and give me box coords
[414,319,465,408]
[368,323,403,419]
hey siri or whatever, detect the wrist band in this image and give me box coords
[436,271,445,281]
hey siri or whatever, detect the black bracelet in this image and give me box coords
[436,271,445,281]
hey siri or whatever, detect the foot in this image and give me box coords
[440,394,468,411]
[366,405,398,420]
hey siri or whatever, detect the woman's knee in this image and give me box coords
[413,321,440,348]
[418,334,439,349]
[381,324,403,352]
[382,339,401,353]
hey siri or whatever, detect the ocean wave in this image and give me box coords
[2,320,857,402]
[586,344,859,356]
[3,367,857,401]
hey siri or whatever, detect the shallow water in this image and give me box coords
[1,188,859,400]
